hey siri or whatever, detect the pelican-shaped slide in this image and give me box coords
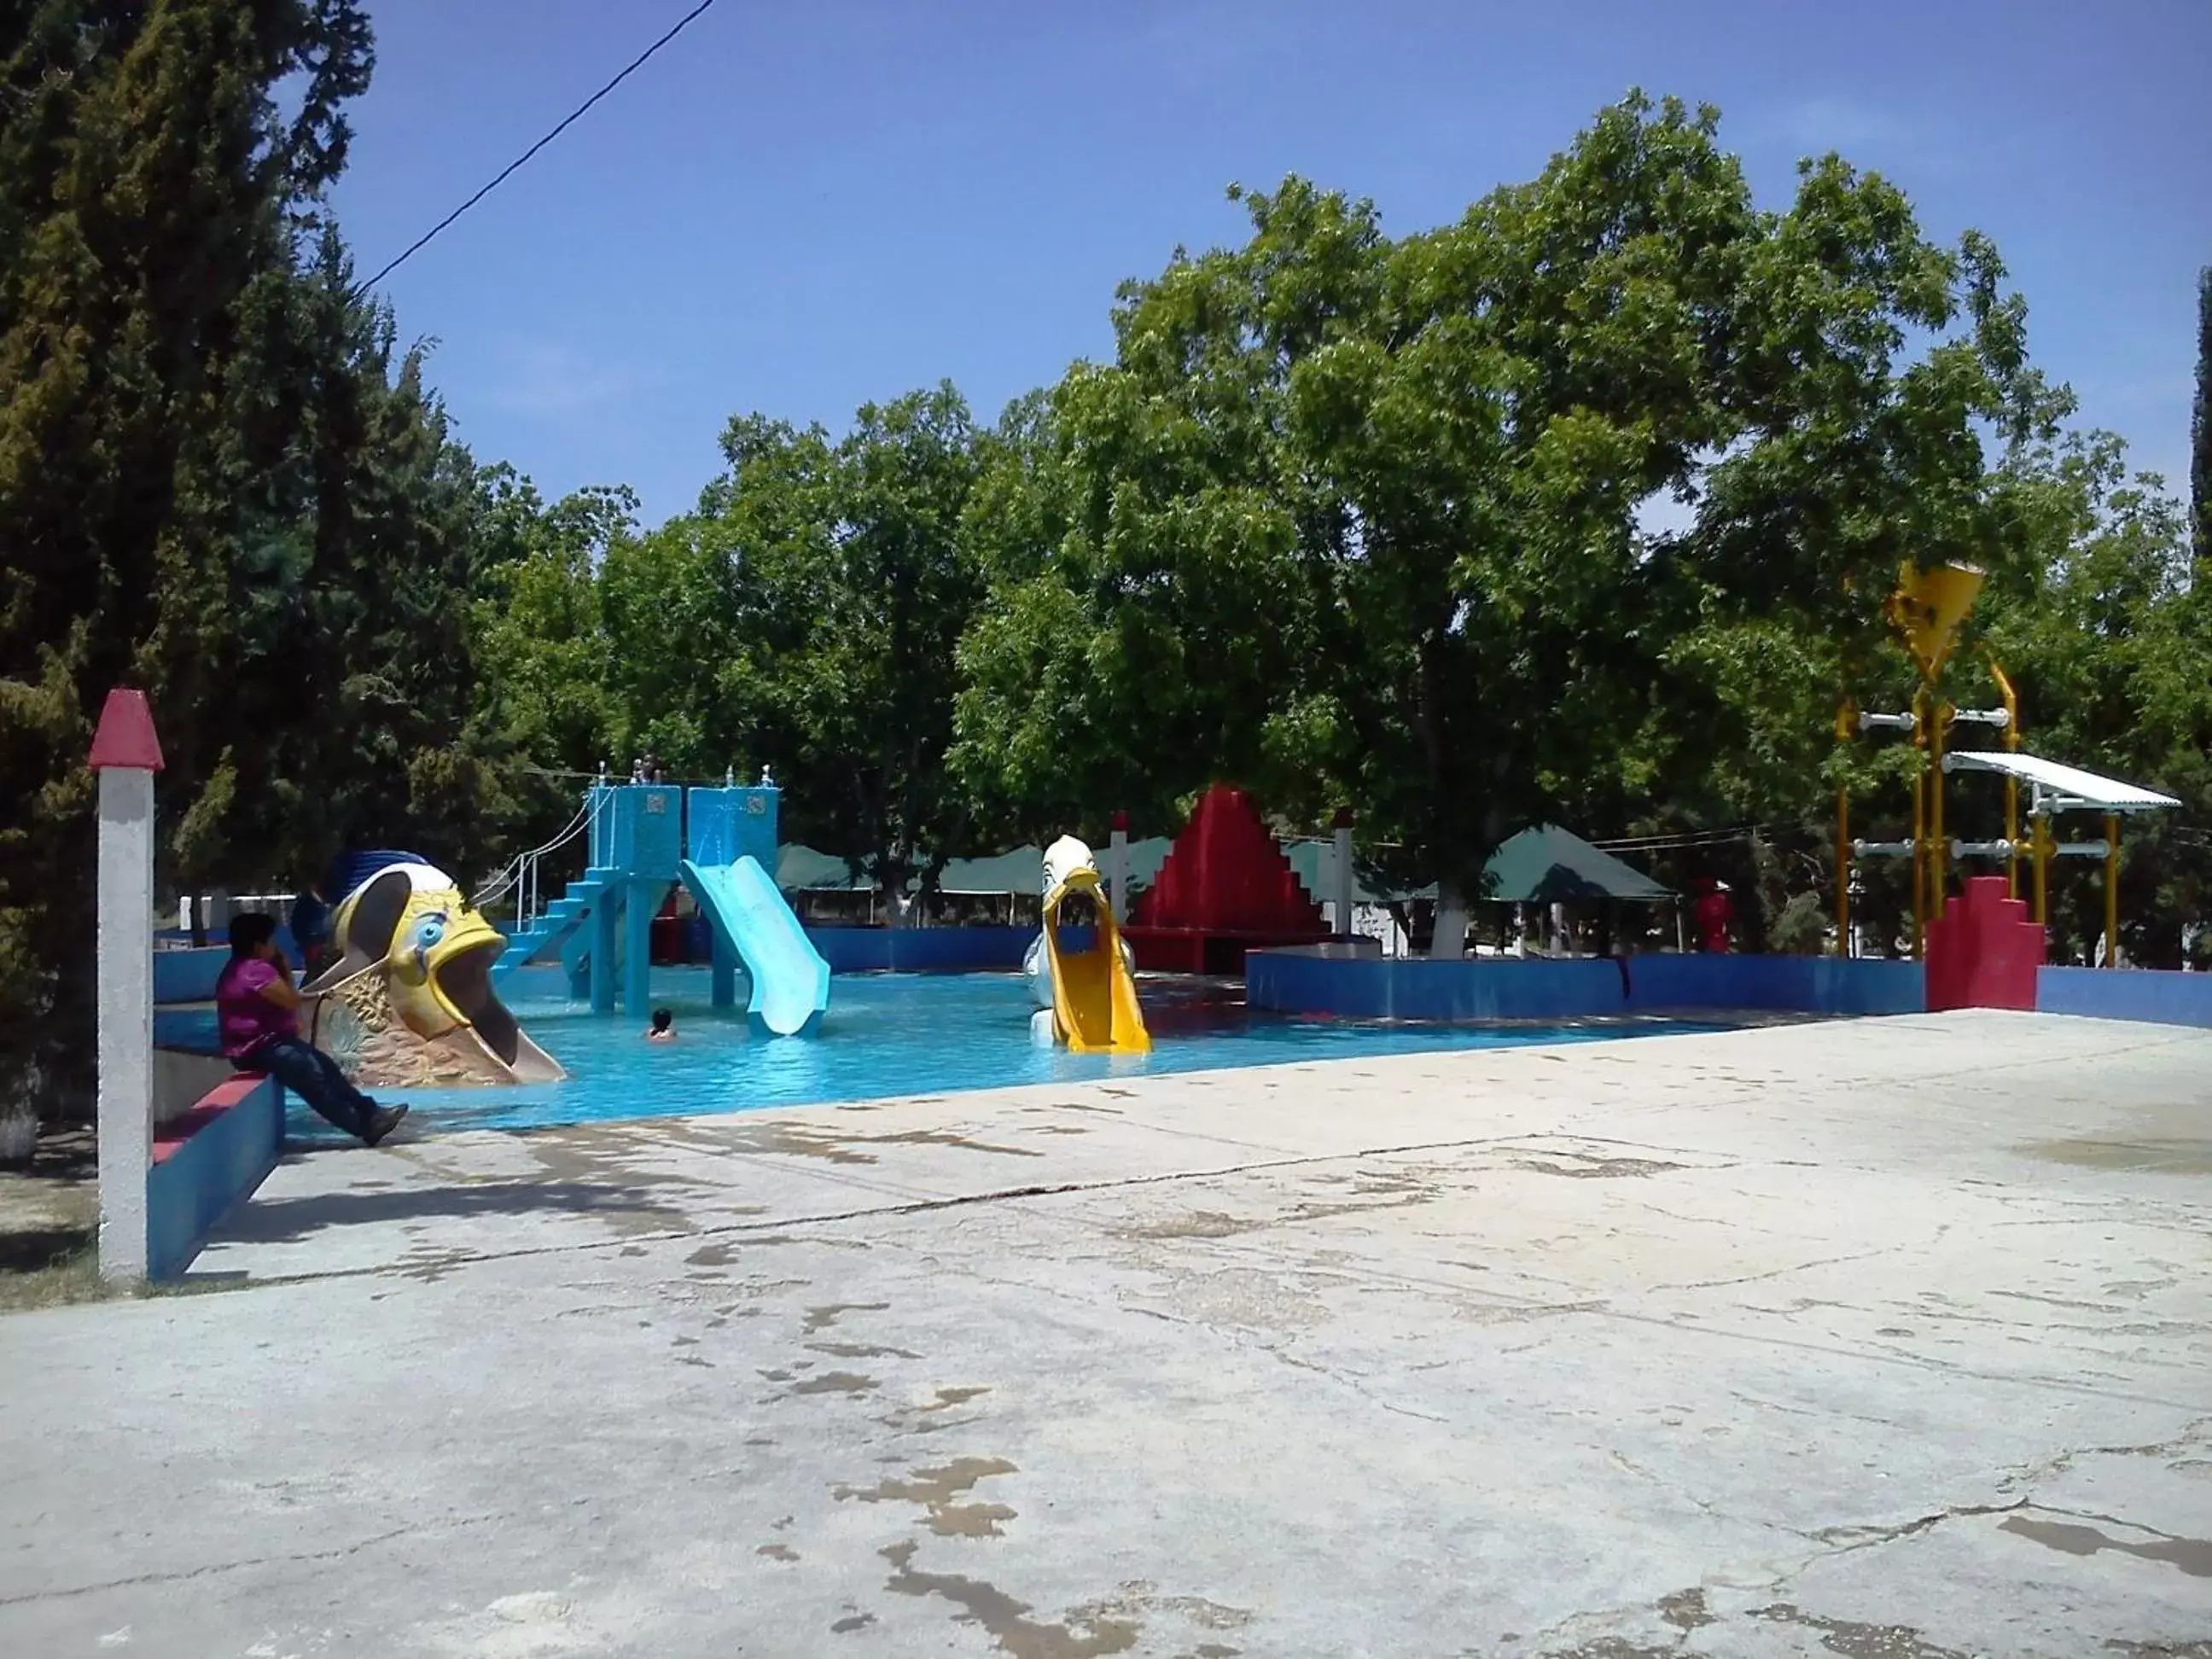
[1022,835,1150,1054]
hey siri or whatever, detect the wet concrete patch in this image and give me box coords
[1125,1190,1436,1241]
[2021,1138,2212,1175]
[883,1386,992,1434]
[1128,1211,1262,1241]
[805,1302,889,1333]
[1656,1588,1714,1633]
[1748,1603,1970,1658]
[838,1455,1020,1538]
[880,1540,1139,1658]
[682,1237,814,1269]
[810,1340,923,1361]
[1515,1153,1685,1179]
[871,1557,1244,1659]
[2002,1515,2212,1578]
[784,1371,879,1398]
[870,1128,1045,1159]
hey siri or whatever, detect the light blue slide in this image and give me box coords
[680,856,830,1036]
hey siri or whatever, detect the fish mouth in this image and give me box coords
[422,925,564,1082]
[422,929,527,1064]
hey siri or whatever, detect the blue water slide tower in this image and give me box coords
[682,781,830,1034]
[687,783,777,1005]
[488,777,827,1035]
[584,783,683,1016]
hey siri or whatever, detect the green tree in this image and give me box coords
[2,0,376,1107]
[706,384,987,905]
[1648,155,2069,923]
[1977,435,2211,967]
[954,95,2062,955]
[2,3,532,1115]
[2193,265,2210,565]
[196,231,529,886]
[474,475,634,779]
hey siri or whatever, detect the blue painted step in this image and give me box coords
[491,869,618,982]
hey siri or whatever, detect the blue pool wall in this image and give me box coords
[2036,965,2212,1028]
[807,925,1037,973]
[1251,950,2212,1028]
[1246,952,1926,1022]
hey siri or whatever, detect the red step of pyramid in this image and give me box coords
[1125,784,1330,973]
[1926,875,2044,1011]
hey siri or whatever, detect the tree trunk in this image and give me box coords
[1430,881,1470,959]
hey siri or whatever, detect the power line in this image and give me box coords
[364,0,726,290]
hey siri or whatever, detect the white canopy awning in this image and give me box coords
[1941,751,2180,814]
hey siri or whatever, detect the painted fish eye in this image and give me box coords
[412,914,447,951]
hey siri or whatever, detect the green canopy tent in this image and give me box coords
[934,837,1176,901]
[1481,824,1672,903]
[775,844,871,891]
[1284,839,1423,905]
[1286,825,1668,955]
[934,847,1044,894]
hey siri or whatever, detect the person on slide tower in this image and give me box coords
[217,912,409,1147]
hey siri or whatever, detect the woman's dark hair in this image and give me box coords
[650,1007,673,1033]
[229,911,279,958]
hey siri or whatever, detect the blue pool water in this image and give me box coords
[293,969,1726,1139]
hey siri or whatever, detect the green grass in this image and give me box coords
[0,1220,129,1313]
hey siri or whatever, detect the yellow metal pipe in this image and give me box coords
[2104,812,2121,969]
[1910,694,1927,959]
[1929,701,1948,921]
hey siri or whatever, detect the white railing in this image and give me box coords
[474,789,602,930]
[172,892,299,931]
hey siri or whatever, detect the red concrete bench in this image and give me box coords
[153,1072,269,1166]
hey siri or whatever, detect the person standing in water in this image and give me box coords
[645,1008,677,1043]
[217,912,408,1146]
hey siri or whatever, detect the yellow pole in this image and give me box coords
[1909,694,1927,959]
[1988,657,2021,899]
[1929,700,1948,921]
[2104,812,2121,969]
[2030,815,2050,926]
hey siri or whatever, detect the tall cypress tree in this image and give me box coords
[2194,266,2211,565]
[0,3,429,1116]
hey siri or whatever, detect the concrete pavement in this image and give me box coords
[3,1010,2209,1656]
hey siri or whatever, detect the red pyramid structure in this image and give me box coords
[1124,783,1330,974]
[1925,875,2044,1011]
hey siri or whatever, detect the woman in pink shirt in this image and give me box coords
[217,913,407,1147]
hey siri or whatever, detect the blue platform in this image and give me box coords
[491,783,830,1034]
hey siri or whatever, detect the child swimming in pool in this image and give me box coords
[645,1008,676,1043]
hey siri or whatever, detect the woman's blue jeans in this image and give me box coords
[245,1035,375,1141]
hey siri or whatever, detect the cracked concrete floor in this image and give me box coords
[2,1010,2209,1656]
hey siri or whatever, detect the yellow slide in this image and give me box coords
[1042,864,1150,1054]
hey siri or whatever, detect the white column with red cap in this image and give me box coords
[1106,811,1129,920]
[89,688,165,1281]
[1333,808,1355,937]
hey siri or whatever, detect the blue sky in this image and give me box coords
[333,0,2211,528]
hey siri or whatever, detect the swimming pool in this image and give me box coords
[293,970,1726,1139]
